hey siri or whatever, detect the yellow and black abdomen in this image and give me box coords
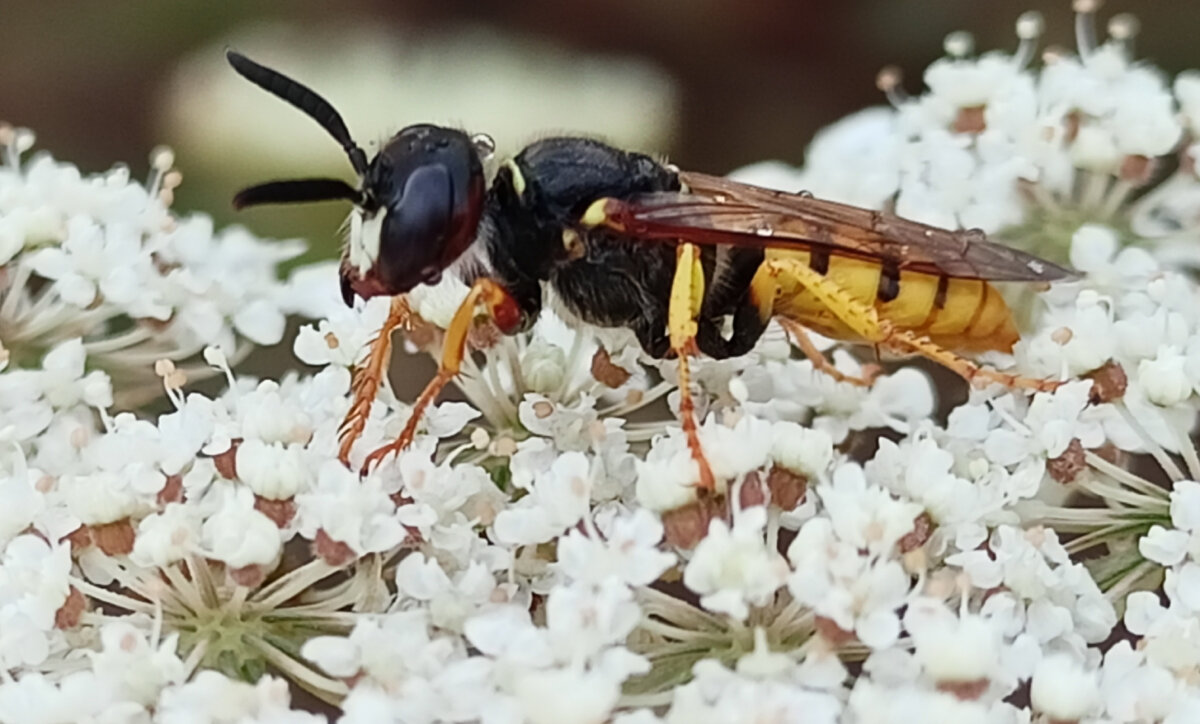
[762,248,1020,354]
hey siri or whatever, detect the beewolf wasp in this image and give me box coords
[226,51,1071,489]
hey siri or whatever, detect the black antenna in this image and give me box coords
[233,178,364,209]
[226,50,369,175]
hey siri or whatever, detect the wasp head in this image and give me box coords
[224,51,488,307]
[343,125,486,303]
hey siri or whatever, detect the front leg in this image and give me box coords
[339,296,412,464]
[356,278,521,474]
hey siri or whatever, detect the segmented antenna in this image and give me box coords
[226,50,369,175]
[233,178,364,209]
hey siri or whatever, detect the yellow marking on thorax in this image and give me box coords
[504,159,527,197]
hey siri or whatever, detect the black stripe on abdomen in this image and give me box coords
[876,260,900,302]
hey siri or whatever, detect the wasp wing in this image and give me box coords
[588,171,1073,282]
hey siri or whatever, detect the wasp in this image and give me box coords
[226,51,1072,488]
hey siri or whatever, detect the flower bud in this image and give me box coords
[1138,347,1191,406]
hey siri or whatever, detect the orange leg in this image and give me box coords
[883,329,1060,392]
[669,243,716,491]
[339,296,411,465]
[359,278,520,475]
[776,318,878,388]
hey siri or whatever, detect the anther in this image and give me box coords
[1013,11,1044,69]
[1108,13,1139,57]
[147,145,176,199]
[876,66,909,107]
[1108,13,1139,40]
[1074,0,1101,57]
[943,31,975,59]
[1016,10,1044,40]
[150,145,175,173]
[13,128,35,154]
[3,126,30,168]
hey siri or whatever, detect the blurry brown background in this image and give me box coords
[7,1,1190,194]
[2,0,1193,390]
[7,1,1191,215]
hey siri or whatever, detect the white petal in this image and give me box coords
[1139,525,1189,566]
[233,299,286,345]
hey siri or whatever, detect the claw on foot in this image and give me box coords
[338,297,411,466]
[359,437,410,476]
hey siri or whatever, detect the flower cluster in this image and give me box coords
[6,3,1200,723]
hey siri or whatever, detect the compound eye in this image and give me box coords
[374,164,454,292]
[392,165,453,243]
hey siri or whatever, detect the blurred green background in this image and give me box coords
[3,0,1193,391]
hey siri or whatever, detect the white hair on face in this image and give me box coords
[346,207,385,274]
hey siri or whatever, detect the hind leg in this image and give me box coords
[759,258,1059,393]
[776,318,879,387]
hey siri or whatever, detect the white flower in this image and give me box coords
[0,534,70,667]
[906,598,1001,685]
[493,452,592,546]
[770,421,834,478]
[698,415,773,482]
[235,439,313,499]
[1139,346,1193,406]
[201,488,282,568]
[866,436,980,527]
[683,507,789,620]
[512,666,622,724]
[555,508,675,587]
[665,660,842,724]
[293,296,392,367]
[130,503,202,568]
[157,671,320,724]
[819,463,924,556]
[0,457,45,546]
[395,554,498,631]
[295,461,406,555]
[1100,642,1183,723]
[91,622,186,706]
[1030,654,1099,722]
[847,678,995,724]
[7,6,1200,720]
[28,215,162,313]
[635,431,699,511]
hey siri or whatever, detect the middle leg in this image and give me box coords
[668,242,716,491]
[759,257,1059,392]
